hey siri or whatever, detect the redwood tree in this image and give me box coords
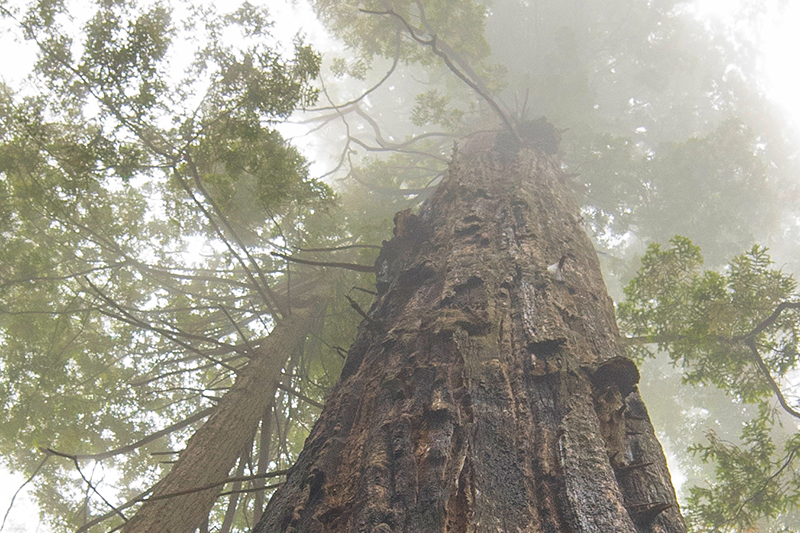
[254,141,685,532]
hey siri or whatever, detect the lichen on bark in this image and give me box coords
[254,147,685,533]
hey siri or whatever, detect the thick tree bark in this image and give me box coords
[254,148,685,533]
[123,305,324,533]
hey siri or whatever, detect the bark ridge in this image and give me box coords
[254,148,685,533]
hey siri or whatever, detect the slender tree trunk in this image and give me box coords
[253,408,274,524]
[220,448,249,533]
[254,147,685,533]
[123,305,324,533]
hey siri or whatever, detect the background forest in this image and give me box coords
[1,0,799,531]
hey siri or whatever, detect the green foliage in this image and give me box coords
[330,56,368,80]
[0,2,346,531]
[620,237,800,531]
[685,408,800,532]
[2,0,800,529]
[410,89,463,129]
[619,236,799,399]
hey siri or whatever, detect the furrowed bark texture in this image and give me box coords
[124,306,323,533]
[254,149,685,533]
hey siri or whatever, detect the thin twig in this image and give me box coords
[43,408,214,462]
[271,253,374,273]
[360,8,517,137]
[0,456,49,532]
[746,339,800,420]
[40,448,127,523]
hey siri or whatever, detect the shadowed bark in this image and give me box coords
[123,305,325,533]
[254,146,685,533]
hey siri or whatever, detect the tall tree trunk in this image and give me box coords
[124,305,324,533]
[254,147,685,533]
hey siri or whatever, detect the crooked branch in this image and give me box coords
[360,8,517,137]
[43,407,215,462]
[271,252,375,273]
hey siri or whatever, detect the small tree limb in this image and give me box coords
[271,252,375,273]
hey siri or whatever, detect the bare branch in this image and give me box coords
[40,448,127,523]
[352,104,453,156]
[276,383,324,409]
[298,244,382,252]
[311,30,402,112]
[360,8,517,137]
[746,339,800,420]
[271,252,375,273]
[42,407,215,462]
[141,470,291,502]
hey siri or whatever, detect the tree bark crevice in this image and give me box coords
[255,148,685,533]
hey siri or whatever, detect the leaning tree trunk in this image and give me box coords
[123,304,324,533]
[254,146,685,533]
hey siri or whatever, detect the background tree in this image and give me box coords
[0,2,367,531]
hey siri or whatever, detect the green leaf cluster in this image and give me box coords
[619,237,800,531]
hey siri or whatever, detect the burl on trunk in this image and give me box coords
[254,146,685,533]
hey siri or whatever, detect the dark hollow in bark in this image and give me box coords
[254,148,685,533]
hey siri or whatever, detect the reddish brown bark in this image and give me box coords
[254,148,685,533]
[123,305,324,533]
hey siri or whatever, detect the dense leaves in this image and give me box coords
[619,237,800,531]
[619,236,799,399]
[0,2,348,531]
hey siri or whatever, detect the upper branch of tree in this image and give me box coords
[625,299,800,420]
[351,105,451,161]
[270,253,374,273]
[737,301,800,341]
[746,338,800,420]
[360,8,517,137]
[311,30,403,112]
[350,136,449,162]
[176,159,288,318]
[42,407,215,462]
